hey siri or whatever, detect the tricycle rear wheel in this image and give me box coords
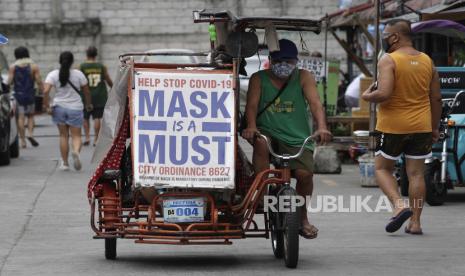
[105,238,117,260]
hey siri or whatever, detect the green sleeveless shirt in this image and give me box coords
[80,62,108,108]
[257,70,314,151]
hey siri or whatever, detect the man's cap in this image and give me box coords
[0,33,8,45]
[270,39,298,60]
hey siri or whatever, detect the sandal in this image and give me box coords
[385,208,413,233]
[83,141,90,146]
[300,224,319,239]
[27,137,39,147]
[405,226,423,235]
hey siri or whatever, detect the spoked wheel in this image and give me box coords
[268,185,283,258]
[280,187,301,268]
[105,238,117,260]
[425,161,447,206]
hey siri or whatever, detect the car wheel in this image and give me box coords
[10,136,19,158]
[0,145,10,166]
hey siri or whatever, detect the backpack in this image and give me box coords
[13,65,35,105]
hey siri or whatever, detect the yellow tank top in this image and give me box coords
[376,51,433,134]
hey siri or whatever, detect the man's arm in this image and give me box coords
[32,64,44,93]
[241,72,261,141]
[103,66,113,88]
[361,54,395,103]
[300,70,332,143]
[7,65,14,85]
[430,66,442,142]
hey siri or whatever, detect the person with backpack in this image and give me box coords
[7,46,43,148]
[79,46,113,146]
[42,51,92,171]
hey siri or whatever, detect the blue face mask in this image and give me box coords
[271,62,296,79]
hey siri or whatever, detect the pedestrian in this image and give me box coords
[362,19,442,234]
[42,51,92,171]
[242,39,332,239]
[79,46,113,146]
[7,46,43,148]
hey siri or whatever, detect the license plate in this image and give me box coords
[163,198,205,223]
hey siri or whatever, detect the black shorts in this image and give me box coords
[84,107,104,120]
[375,132,432,160]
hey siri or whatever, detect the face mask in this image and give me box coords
[382,38,391,53]
[382,34,396,53]
[271,62,296,79]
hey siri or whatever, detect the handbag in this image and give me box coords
[238,79,289,134]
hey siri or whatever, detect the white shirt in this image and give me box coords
[45,69,88,110]
[345,73,363,99]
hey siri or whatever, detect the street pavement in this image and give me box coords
[1,114,465,276]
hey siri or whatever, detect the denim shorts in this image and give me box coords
[52,105,83,127]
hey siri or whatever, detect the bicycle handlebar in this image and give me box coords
[256,133,317,161]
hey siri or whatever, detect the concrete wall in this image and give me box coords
[0,0,347,78]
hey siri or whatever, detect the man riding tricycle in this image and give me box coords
[87,10,329,268]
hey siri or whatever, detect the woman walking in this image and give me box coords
[43,51,92,171]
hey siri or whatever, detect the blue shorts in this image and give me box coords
[52,105,83,127]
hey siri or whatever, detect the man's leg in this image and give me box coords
[294,168,318,238]
[83,118,90,145]
[26,114,34,137]
[405,158,426,233]
[252,138,270,173]
[375,155,408,215]
[17,112,26,148]
[93,118,101,145]
[25,113,39,147]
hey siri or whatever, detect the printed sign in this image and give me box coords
[133,70,235,189]
[297,56,325,82]
[298,56,340,116]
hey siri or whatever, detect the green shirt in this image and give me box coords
[80,61,108,108]
[257,69,314,151]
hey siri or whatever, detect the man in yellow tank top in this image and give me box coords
[362,19,442,235]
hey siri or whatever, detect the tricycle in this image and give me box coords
[87,10,321,268]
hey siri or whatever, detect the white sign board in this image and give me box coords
[133,70,235,189]
[297,56,325,82]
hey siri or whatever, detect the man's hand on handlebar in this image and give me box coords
[314,128,332,145]
[242,127,259,142]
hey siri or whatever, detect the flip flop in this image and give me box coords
[299,224,319,239]
[83,141,90,146]
[405,226,423,235]
[27,137,39,147]
[385,208,413,233]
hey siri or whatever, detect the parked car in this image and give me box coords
[139,49,202,64]
[0,49,19,165]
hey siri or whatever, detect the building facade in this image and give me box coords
[0,0,347,78]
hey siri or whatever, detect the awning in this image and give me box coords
[412,19,465,39]
[327,0,450,28]
[422,0,465,21]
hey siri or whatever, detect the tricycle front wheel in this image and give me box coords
[268,184,284,258]
[281,187,300,268]
[425,162,447,206]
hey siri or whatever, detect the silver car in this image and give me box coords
[0,49,19,165]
